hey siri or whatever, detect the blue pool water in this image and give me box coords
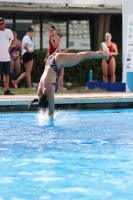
[0,109,133,200]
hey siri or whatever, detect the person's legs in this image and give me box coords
[77,51,108,60]
[12,62,32,88]
[55,51,109,69]
[4,74,9,90]
[12,69,26,88]
[12,59,33,89]
[102,60,109,82]
[14,57,21,73]
[14,72,26,85]
[3,62,10,90]
[0,62,3,86]
[58,68,66,90]
[109,58,116,82]
[3,62,14,95]
[25,60,34,88]
[10,58,15,73]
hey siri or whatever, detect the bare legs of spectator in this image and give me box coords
[102,59,116,82]
[4,75,9,90]
[58,69,67,90]
[10,57,21,73]
[12,60,35,89]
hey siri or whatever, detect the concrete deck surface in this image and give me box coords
[0,92,133,111]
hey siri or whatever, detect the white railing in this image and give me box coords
[0,0,122,5]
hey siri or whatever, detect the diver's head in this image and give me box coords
[27,94,49,110]
[38,94,48,109]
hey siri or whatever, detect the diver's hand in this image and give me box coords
[49,114,54,121]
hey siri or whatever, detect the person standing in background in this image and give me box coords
[44,26,61,62]
[44,26,66,90]
[9,31,22,73]
[100,32,118,82]
[12,26,35,89]
[0,17,14,95]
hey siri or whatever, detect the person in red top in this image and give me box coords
[44,26,67,90]
[100,32,118,82]
[44,26,61,61]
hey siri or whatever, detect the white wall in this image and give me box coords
[123,0,133,91]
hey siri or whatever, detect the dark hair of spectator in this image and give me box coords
[50,25,56,30]
[12,30,17,33]
[57,33,62,38]
[27,26,34,32]
[0,17,4,22]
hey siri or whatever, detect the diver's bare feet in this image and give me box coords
[97,51,109,60]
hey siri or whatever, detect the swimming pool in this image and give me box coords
[0,109,133,200]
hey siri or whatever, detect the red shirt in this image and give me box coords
[49,35,58,55]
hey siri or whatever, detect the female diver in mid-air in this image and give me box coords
[27,50,109,120]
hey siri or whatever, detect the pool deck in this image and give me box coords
[1,92,133,111]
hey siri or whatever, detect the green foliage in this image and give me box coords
[0,88,38,95]
[0,87,106,95]
[21,50,122,86]
[32,50,46,82]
